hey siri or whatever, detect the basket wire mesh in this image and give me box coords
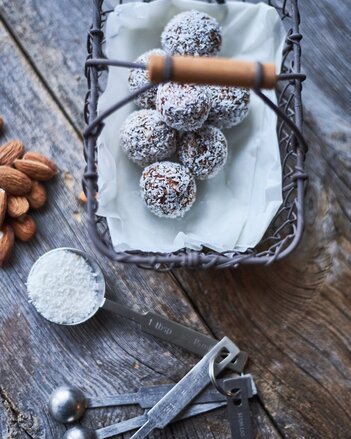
[83,0,307,269]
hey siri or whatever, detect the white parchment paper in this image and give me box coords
[97,0,286,252]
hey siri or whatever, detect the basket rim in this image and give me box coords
[83,0,307,269]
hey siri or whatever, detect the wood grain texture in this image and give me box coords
[173,2,351,437]
[0,0,116,133]
[0,21,256,439]
[0,0,350,438]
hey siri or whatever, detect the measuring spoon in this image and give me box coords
[62,401,226,439]
[49,382,228,423]
[28,248,246,372]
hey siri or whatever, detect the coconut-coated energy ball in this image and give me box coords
[128,49,166,109]
[120,110,178,167]
[140,161,196,218]
[156,82,211,132]
[161,10,222,56]
[178,125,228,180]
[207,86,250,129]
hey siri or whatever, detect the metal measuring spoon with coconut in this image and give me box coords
[27,248,247,372]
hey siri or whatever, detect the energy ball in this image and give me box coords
[161,10,222,56]
[120,110,178,167]
[128,49,166,109]
[207,86,250,129]
[156,82,211,132]
[140,161,196,218]
[179,125,228,180]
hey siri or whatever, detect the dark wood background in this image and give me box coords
[0,1,350,438]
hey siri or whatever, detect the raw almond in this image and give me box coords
[0,139,25,166]
[26,181,47,209]
[0,166,32,195]
[78,191,87,204]
[9,214,36,242]
[7,195,29,218]
[14,159,55,181]
[23,151,57,174]
[0,189,7,227]
[0,223,15,266]
[78,191,98,204]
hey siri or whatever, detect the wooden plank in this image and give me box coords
[1,0,350,438]
[0,22,254,439]
[0,0,95,132]
[173,3,351,438]
[172,4,351,436]
[300,1,351,114]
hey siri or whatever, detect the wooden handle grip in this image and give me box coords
[148,55,278,89]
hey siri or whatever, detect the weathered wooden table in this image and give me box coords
[0,1,350,438]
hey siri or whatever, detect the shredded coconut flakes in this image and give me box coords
[179,126,228,180]
[207,86,250,129]
[128,49,166,109]
[140,161,197,218]
[161,10,222,56]
[120,109,178,167]
[27,250,100,325]
[156,83,212,132]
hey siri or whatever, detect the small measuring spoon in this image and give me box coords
[62,401,226,439]
[28,248,245,372]
[48,383,228,423]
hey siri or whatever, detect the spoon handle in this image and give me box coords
[96,414,147,439]
[87,393,140,408]
[101,299,244,373]
[142,310,237,358]
[96,403,226,439]
[102,298,147,324]
[131,337,236,438]
[86,382,227,410]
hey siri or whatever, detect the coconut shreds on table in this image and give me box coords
[161,10,222,56]
[27,250,99,324]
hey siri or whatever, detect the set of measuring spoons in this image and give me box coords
[28,249,257,437]
[49,338,257,439]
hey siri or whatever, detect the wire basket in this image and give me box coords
[83,0,307,270]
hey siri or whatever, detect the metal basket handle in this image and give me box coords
[148,55,277,89]
[84,54,307,155]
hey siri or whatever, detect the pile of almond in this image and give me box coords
[0,139,57,266]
